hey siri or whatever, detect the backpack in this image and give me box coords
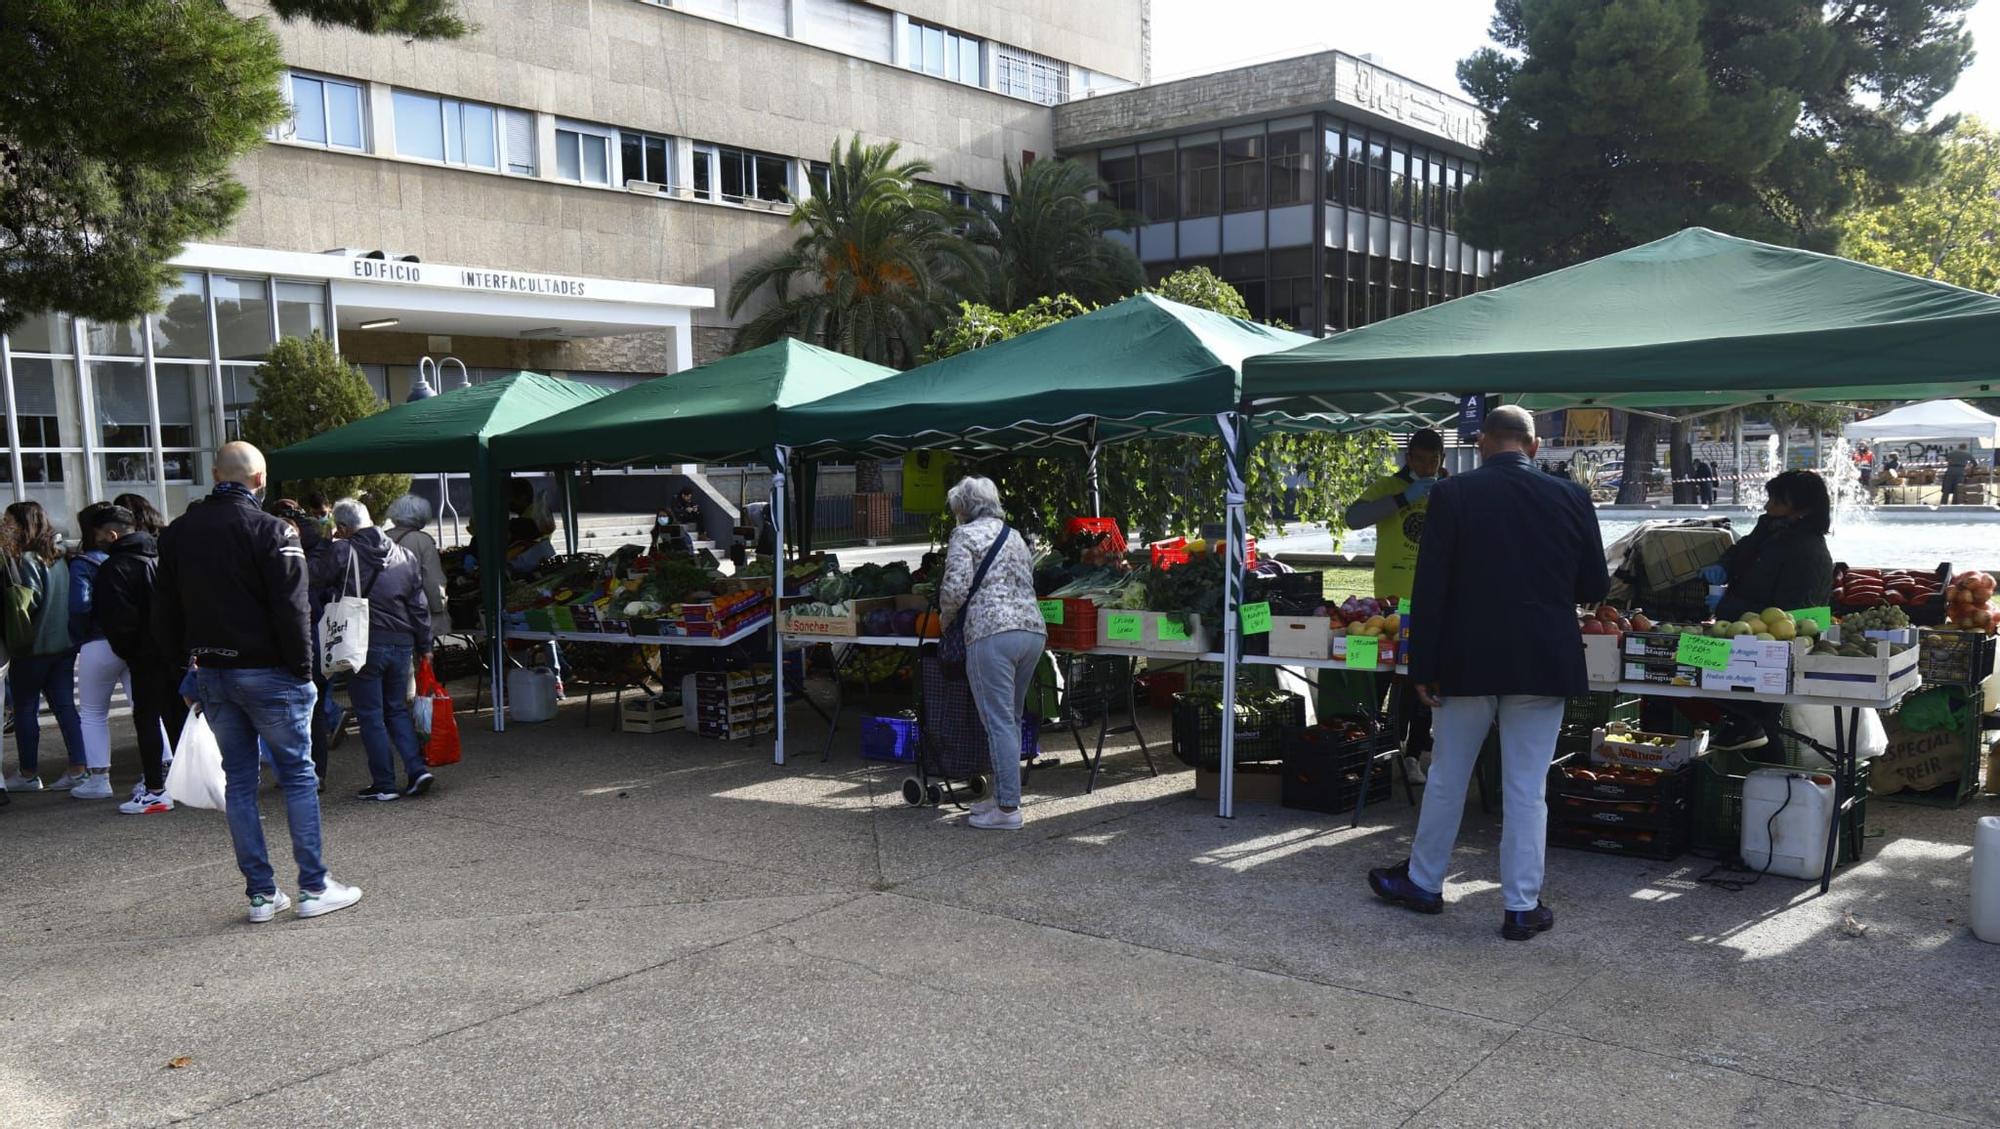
[3,558,38,657]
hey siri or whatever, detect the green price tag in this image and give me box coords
[1345,635,1380,669]
[1156,617,1190,642]
[1105,611,1142,642]
[1790,606,1832,632]
[1240,601,1272,635]
[1676,632,1734,671]
[1039,599,1064,625]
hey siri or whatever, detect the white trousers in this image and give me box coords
[1407,694,1566,912]
[77,639,131,772]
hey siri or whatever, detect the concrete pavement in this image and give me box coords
[2,677,1996,1128]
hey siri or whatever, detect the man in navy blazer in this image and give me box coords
[1369,405,1609,940]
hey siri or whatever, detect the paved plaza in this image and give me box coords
[3,679,1996,1128]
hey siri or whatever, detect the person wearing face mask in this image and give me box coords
[1343,427,1449,783]
[1698,469,1834,752]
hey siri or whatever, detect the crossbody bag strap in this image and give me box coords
[960,525,1011,614]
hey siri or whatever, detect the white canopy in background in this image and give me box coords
[1846,399,2000,448]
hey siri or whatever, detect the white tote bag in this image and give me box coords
[165,712,228,811]
[318,548,371,676]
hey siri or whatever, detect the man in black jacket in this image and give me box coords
[84,505,189,814]
[154,442,363,924]
[1369,407,1610,941]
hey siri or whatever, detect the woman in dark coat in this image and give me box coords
[1700,469,1834,750]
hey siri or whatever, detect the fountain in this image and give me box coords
[1818,434,1874,530]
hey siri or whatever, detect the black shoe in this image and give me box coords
[1501,902,1555,941]
[403,772,435,797]
[1367,860,1444,915]
[356,786,401,802]
[1708,720,1769,753]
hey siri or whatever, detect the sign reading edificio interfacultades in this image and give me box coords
[1334,54,1488,150]
[349,258,588,297]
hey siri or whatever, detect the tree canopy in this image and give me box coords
[0,0,466,332]
[970,158,1144,311]
[1842,117,2000,295]
[242,334,410,508]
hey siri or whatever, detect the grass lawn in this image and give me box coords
[1320,564,1375,600]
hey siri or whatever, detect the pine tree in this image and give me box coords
[241,333,411,508]
[1456,0,1975,500]
[0,0,466,332]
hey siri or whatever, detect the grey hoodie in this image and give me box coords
[305,525,433,654]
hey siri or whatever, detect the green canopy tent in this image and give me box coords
[781,294,1317,778]
[487,339,902,747]
[268,372,617,729]
[1242,227,2000,422]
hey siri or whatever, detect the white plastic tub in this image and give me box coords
[1740,768,1837,880]
[507,667,559,724]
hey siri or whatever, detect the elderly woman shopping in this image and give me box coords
[937,476,1046,830]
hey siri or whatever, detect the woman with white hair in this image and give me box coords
[938,476,1046,830]
[384,493,447,624]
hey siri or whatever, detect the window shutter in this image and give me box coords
[503,109,537,175]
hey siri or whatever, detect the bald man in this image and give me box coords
[1368,406,1608,941]
[154,442,362,923]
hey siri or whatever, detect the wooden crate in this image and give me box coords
[621,696,684,734]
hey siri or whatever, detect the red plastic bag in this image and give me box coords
[415,657,461,767]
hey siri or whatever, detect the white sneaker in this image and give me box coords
[119,789,174,815]
[70,774,114,800]
[3,773,42,792]
[46,769,88,792]
[967,797,999,816]
[295,878,363,919]
[247,890,292,924]
[967,806,1023,831]
[1403,757,1428,786]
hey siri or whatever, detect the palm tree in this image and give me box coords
[971,158,1144,312]
[726,138,985,368]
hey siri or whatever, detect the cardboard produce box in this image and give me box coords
[1591,726,1709,770]
[1582,633,1621,685]
[1195,762,1283,803]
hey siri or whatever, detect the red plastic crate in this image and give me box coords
[1064,517,1127,555]
[1045,599,1100,651]
[1141,671,1188,709]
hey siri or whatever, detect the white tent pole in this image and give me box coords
[1216,410,1248,818]
[1086,417,1102,517]
[771,445,789,767]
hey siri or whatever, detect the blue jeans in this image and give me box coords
[10,650,85,775]
[966,630,1044,808]
[198,668,327,898]
[349,641,425,791]
[1408,694,1566,912]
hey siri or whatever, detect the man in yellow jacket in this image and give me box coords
[1342,428,1446,782]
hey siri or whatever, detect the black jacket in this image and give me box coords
[93,531,170,668]
[1408,451,1610,696]
[1715,514,1834,623]
[153,486,314,679]
[302,525,433,653]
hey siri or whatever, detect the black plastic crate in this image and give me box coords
[1053,653,1131,731]
[1247,571,1327,616]
[1550,758,1692,804]
[1170,690,1304,769]
[1280,724,1393,813]
[1918,631,1997,687]
[1550,822,1689,860]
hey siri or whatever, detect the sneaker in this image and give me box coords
[119,790,174,815]
[3,773,42,792]
[47,769,88,792]
[967,806,1023,831]
[1501,902,1556,941]
[1708,720,1770,753]
[70,774,114,800]
[247,890,292,924]
[128,778,148,803]
[967,796,999,816]
[356,786,400,802]
[1367,859,1445,915]
[403,771,435,797]
[1403,756,1428,785]
[296,878,363,919]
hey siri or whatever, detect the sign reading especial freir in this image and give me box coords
[349,258,588,297]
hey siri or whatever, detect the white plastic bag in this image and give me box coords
[1787,705,1889,764]
[411,694,434,742]
[318,550,370,675]
[165,712,228,810]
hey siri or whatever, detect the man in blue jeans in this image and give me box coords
[303,497,435,801]
[154,442,362,923]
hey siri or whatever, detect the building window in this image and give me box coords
[907,20,982,85]
[1366,137,1390,215]
[1180,141,1220,219]
[1344,129,1366,209]
[502,108,537,176]
[212,276,273,362]
[392,90,497,169]
[1137,150,1176,223]
[1425,156,1445,228]
[1267,127,1312,208]
[1222,135,1263,214]
[694,144,792,204]
[1220,252,1266,321]
[1099,154,1138,215]
[806,160,830,196]
[276,281,329,341]
[152,272,210,359]
[284,72,366,150]
[1321,125,1345,207]
[1389,141,1411,221]
[557,123,613,186]
[994,45,1067,105]
[619,130,673,187]
[1268,248,1314,331]
[1444,160,1462,232]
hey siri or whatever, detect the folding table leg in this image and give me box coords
[1819,706,1857,895]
